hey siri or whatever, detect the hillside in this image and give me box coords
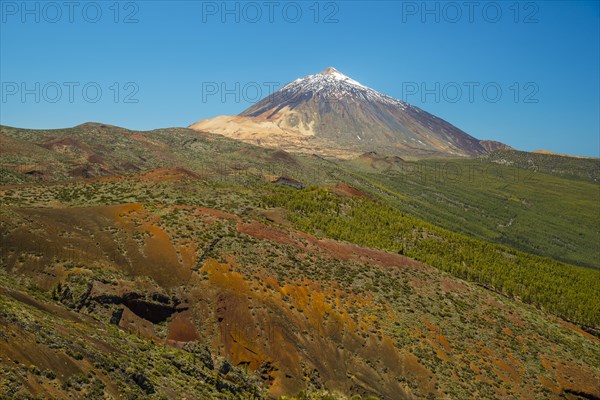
[340,153,600,269]
[482,149,600,184]
[1,123,599,399]
[2,124,596,268]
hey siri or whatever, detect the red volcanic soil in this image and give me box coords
[333,183,370,199]
[539,354,600,398]
[237,221,297,245]
[197,258,434,399]
[138,167,199,183]
[237,220,423,270]
[167,312,200,342]
[3,188,598,400]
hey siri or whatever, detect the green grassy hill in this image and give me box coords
[339,155,599,269]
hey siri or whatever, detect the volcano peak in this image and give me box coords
[191,67,489,158]
[320,66,342,75]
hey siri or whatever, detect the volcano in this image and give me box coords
[190,67,492,158]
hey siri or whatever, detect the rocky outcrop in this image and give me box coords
[55,278,187,325]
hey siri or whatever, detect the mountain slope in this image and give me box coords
[1,123,599,399]
[1,172,599,399]
[190,67,489,158]
[1,123,597,268]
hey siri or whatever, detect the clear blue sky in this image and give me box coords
[1,0,599,156]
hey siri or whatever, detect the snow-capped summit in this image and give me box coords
[190,67,489,158]
[277,67,407,109]
[317,66,365,87]
[281,66,365,92]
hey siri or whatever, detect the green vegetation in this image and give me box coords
[2,124,598,268]
[341,156,600,269]
[1,123,600,398]
[263,187,600,327]
[482,149,600,183]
